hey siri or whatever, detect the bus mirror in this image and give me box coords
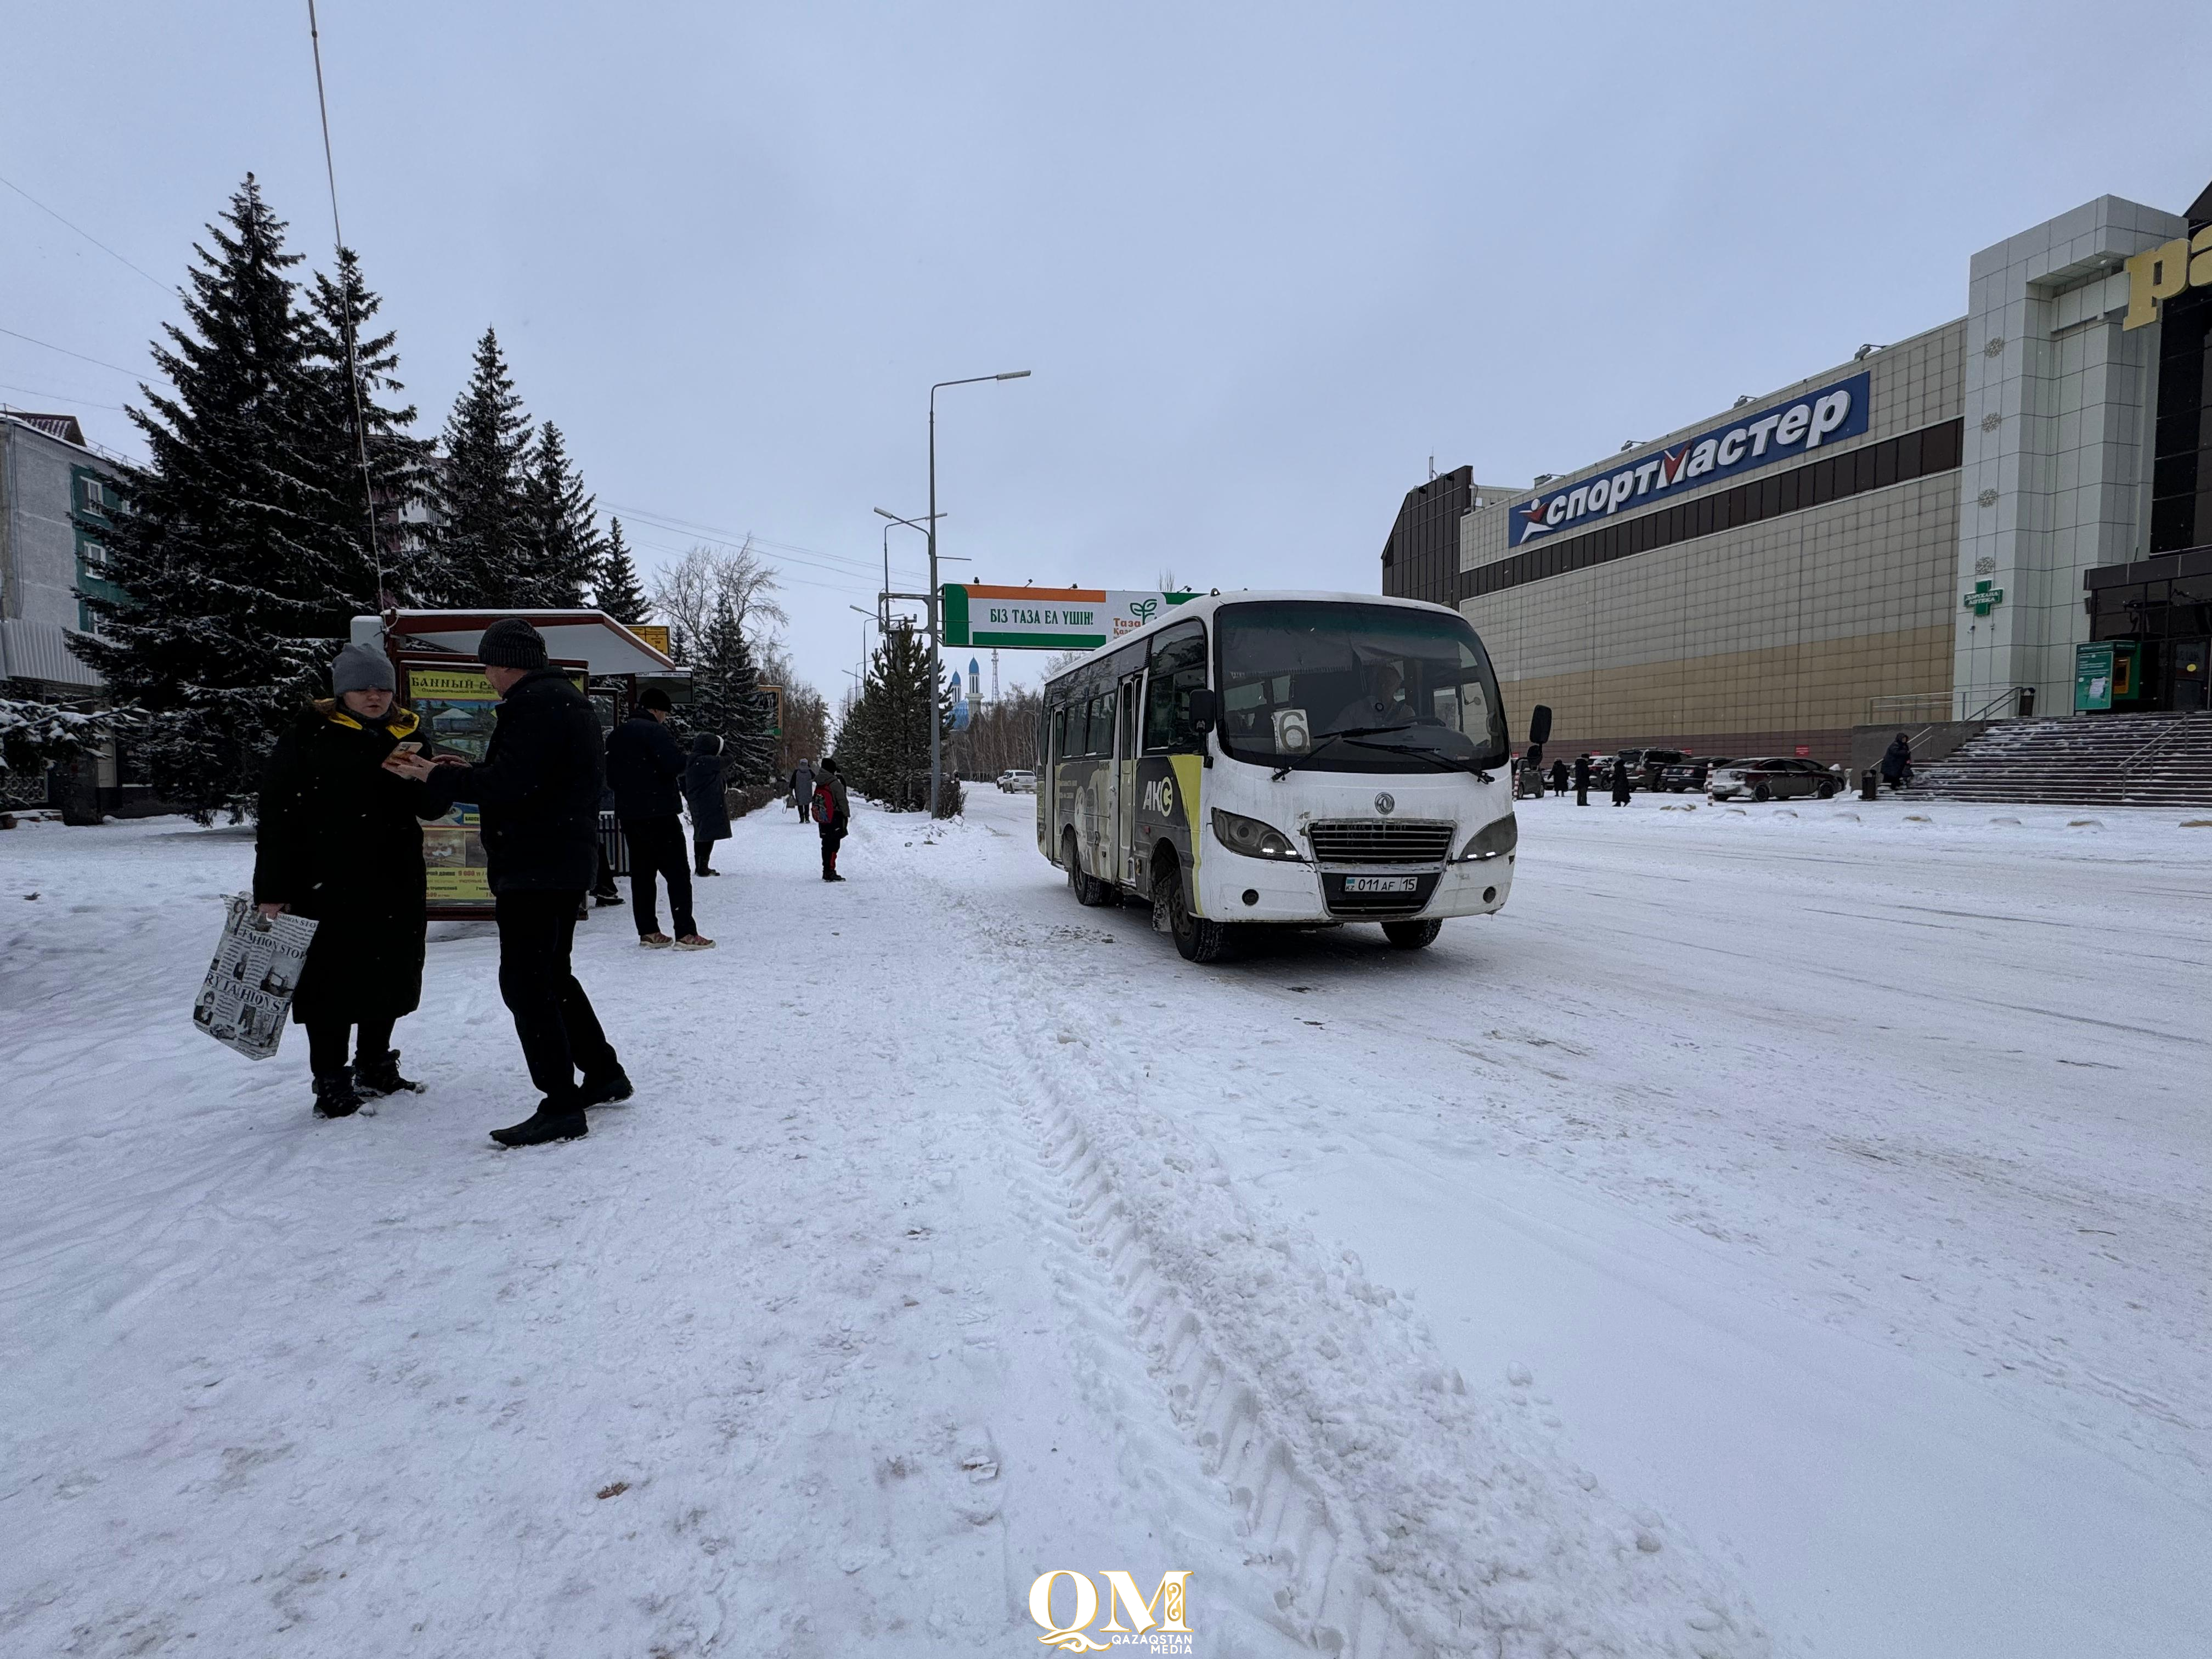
[1529,704,1553,747]
[1188,688,1220,734]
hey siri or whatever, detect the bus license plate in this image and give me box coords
[1342,876,1419,894]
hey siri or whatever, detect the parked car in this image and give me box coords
[1659,756,1728,792]
[1001,769,1038,794]
[1708,757,1844,802]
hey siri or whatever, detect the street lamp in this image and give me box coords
[848,605,874,690]
[874,509,945,630]
[913,370,1031,815]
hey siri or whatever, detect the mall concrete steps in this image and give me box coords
[1898,711,2212,807]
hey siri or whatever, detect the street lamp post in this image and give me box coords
[921,371,1030,815]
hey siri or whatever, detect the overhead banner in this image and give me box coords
[941,585,1197,650]
[1506,371,1871,548]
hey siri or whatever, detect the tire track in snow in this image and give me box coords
[900,832,1771,1659]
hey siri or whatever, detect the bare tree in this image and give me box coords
[649,541,787,650]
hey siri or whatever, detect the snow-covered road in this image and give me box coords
[3,791,2205,1657]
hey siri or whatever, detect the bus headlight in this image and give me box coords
[1455,812,1517,862]
[1212,808,1305,861]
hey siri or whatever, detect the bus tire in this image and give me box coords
[1064,828,1110,907]
[1382,918,1442,950]
[1156,861,1229,963]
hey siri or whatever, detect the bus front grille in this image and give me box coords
[1305,820,1455,866]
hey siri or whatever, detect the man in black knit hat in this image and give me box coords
[385,618,630,1146]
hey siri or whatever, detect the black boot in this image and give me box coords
[490,1101,589,1147]
[354,1049,424,1097]
[312,1067,364,1119]
[577,1067,633,1108]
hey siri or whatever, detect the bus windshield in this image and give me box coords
[1215,600,1510,774]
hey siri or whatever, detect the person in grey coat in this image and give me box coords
[789,758,815,823]
[685,732,732,876]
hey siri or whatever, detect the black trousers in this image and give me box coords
[820,821,845,875]
[306,1014,396,1078]
[494,889,618,1104]
[694,834,715,875]
[620,815,695,937]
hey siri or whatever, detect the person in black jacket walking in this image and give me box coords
[1573,754,1590,806]
[684,732,732,876]
[603,687,714,949]
[384,619,630,1147]
[255,642,439,1119]
[1880,731,1914,792]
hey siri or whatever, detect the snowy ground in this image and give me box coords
[2,789,2205,1657]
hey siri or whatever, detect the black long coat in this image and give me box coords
[253,701,435,1024]
[419,669,604,893]
[684,734,732,842]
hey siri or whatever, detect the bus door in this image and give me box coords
[1109,675,1141,890]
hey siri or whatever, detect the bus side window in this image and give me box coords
[1088,694,1114,758]
[1049,704,1068,768]
[1144,625,1207,752]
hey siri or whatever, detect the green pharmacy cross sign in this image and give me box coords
[1962,579,2006,618]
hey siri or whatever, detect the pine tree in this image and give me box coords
[72,175,349,820]
[594,516,648,622]
[517,422,603,607]
[836,623,954,812]
[691,597,775,784]
[422,327,531,606]
[298,246,435,622]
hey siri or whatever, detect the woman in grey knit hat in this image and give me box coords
[252,641,441,1118]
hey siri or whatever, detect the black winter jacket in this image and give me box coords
[605,712,685,820]
[420,669,603,893]
[684,734,732,842]
[253,699,435,1022]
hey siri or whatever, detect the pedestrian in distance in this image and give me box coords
[254,642,439,1119]
[382,619,631,1148]
[1881,731,1914,792]
[790,757,815,824]
[605,687,714,950]
[815,754,850,881]
[1611,755,1635,806]
[1573,754,1590,806]
[1549,758,1569,797]
[685,732,732,877]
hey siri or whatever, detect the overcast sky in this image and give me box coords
[7,1,2209,699]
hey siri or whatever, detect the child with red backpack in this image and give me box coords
[813,755,850,881]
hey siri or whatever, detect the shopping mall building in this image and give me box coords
[1381,180,2212,761]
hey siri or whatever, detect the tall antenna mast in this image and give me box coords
[306,0,390,630]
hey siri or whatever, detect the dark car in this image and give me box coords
[1708,757,1845,802]
[1660,756,1729,792]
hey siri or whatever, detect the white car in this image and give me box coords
[1708,757,1843,802]
[1001,769,1037,794]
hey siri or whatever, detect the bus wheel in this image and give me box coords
[1382,918,1442,950]
[1156,862,1228,963]
[1064,829,1109,907]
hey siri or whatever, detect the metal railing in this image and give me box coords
[1865,692,1953,725]
[1866,687,2033,726]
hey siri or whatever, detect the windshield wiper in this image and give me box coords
[1272,725,1496,783]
